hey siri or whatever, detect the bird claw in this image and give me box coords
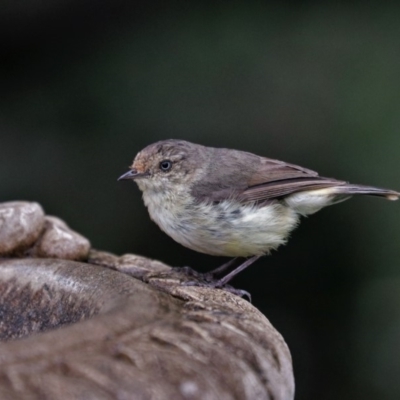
[183,279,252,302]
[175,266,214,282]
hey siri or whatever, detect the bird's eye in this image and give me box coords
[159,160,172,172]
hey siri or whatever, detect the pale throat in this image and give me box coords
[138,180,191,227]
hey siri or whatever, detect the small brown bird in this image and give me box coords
[119,139,399,293]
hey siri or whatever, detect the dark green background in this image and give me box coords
[1,2,400,399]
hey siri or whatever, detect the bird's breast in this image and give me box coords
[141,186,299,257]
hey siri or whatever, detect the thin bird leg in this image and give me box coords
[176,258,238,281]
[214,255,261,287]
[208,257,239,277]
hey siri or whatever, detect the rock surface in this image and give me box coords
[0,202,90,260]
[0,201,295,399]
[0,258,295,400]
[31,216,90,260]
[0,201,45,255]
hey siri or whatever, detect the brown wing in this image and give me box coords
[239,157,345,202]
[190,150,346,204]
[190,148,399,204]
[247,157,319,184]
[239,177,346,202]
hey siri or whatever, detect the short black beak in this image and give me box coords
[118,169,140,181]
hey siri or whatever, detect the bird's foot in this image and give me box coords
[174,265,202,278]
[174,259,259,302]
[186,280,252,302]
[183,279,251,302]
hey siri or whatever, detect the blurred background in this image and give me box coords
[1,1,400,398]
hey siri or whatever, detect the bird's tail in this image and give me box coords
[333,183,399,201]
[285,181,399,216]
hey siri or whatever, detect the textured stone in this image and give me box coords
[0,258,294,400]
[32,216,91,260]
[0,198,294,399]
[0,201,45,255]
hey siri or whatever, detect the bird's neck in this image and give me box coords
[140,183,191,223]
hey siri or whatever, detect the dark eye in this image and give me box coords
[159,160,172,172]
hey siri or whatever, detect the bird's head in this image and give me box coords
[118,139,206,192]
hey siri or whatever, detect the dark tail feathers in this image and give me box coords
[336,183,399,201]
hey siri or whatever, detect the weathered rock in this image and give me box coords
[31,216,90,260]
[0,201,45,255]
[0,258,295,400]
[0,199,294,399]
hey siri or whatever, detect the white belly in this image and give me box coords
[142,188,299,257]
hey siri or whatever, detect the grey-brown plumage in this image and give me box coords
[186,143,398,204]
[119,139,399,289]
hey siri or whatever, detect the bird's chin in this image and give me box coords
[135,178,163,193]
[135,179,149,192]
